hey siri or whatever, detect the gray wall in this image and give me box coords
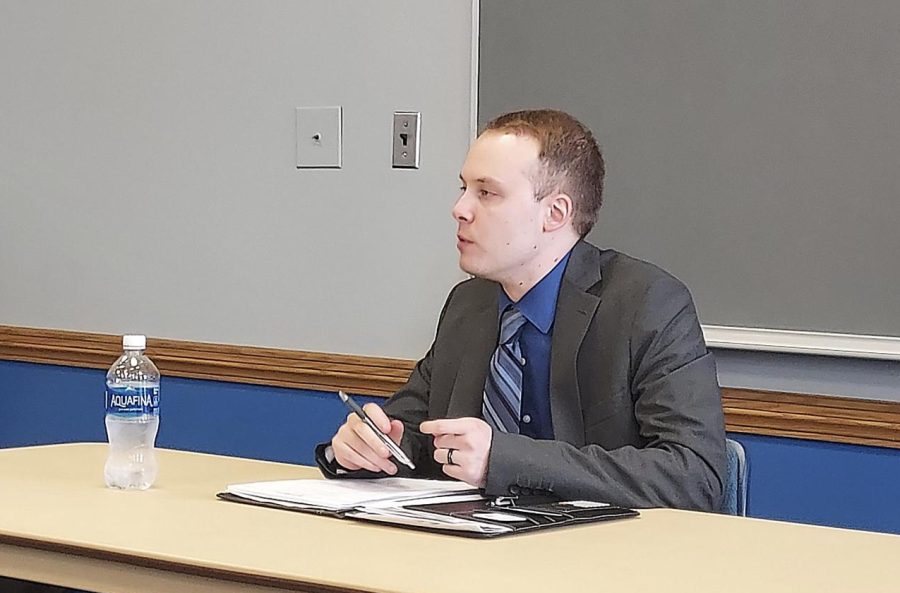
[3,2,898,403]
[0,1,475,359]
[478,1,899,402]
[479,0,900,339]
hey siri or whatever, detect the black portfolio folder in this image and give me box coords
[401,497,639,537]
[217,491,639,538]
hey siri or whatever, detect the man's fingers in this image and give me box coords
[433,447,463,466]
[438,453,482,488]
[337,438,398,475]
[388,419,405,444]
[335,420,399,475]
[333,440,381,473]
[362,402,392,433]
[432,434,466,451]
[441,462,465,482]
[420,417,474,435]
[348,425,399,475]
[380,458,399,475]
[423,418,491,489]
[351,419,392,459]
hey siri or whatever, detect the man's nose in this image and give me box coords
[452,192,473,223]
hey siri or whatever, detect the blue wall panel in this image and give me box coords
[0,360,377,465]
[729,433,900,534]
[2,360,898,534]
[0,363,108,446]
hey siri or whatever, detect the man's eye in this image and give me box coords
[459,185,467,192]
[479,189,492,197]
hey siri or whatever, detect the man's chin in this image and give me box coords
[458,258,482,278]
[459,260,496,281]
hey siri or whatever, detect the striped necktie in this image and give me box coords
[482,306,528,434]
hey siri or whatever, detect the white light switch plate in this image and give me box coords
[295,106,342,168]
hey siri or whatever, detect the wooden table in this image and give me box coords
[0,444,897,593]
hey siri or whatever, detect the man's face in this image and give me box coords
[453,131,549,284]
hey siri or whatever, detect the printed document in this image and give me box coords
[226,477,477,512]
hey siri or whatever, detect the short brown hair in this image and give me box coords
[483,109,605,236]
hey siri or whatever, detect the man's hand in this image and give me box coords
[331,403,405,475]
[420,417,493,488]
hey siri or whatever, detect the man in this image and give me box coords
[318,109,726,511]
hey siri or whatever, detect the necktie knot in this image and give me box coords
[499,306,527,345]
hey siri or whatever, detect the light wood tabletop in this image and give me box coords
[0,443,897,593]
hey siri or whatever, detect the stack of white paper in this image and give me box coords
[224,477,513,534]
[225,477,478,512]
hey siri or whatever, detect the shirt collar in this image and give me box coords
[498,250,573,335]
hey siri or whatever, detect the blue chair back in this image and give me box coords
[722,438,748,516]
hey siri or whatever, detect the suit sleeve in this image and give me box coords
[484,275,727,511]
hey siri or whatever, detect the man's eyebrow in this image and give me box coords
[459,174,504,185]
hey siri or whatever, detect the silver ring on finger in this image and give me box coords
[446,448,456,466]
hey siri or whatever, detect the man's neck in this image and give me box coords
[500,237,579,302]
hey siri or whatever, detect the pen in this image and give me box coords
[338,390,415,470]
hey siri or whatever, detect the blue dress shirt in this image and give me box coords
[497,250,572,440]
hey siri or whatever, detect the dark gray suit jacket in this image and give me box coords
[322,241,726,511]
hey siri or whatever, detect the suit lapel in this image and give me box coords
[549,242,602,447]
[446,291,498,418]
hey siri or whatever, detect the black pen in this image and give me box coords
[338,390,415,470]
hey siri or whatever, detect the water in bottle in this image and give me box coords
[104,334,160,489]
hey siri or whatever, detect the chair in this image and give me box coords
[721,438,748,516]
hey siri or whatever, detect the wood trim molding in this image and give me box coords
[0,325,414,397]
[2,325,898,449]
[722,388,900,449]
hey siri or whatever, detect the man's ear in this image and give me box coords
[544,193,574,232]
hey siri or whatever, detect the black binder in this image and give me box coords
[217,491,639,538]
[402,496,639,537]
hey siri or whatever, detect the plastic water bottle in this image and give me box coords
[104,334,160,490]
